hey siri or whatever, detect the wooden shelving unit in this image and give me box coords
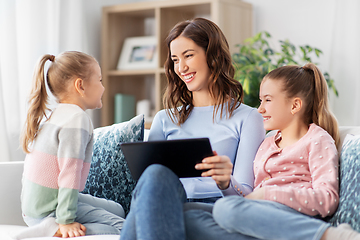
[101,0,253,128]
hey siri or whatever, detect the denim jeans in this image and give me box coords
[121,164,330,240]
[23,193,125,235]
[121,164,188,240]
[75,193,125,235]
[185,195,330,240]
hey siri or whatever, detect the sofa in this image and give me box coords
[1,125,359,240]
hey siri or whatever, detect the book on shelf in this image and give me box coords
[114,93,135,123]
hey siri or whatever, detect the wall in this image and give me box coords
[244,0,335,70]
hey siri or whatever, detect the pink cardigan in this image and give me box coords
[253,124,339,217]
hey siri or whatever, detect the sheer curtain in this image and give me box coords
[0,0,85,162]
[329,0,360,126]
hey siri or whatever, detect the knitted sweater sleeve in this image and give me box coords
[264,133,339,217]
[56,112,93,224]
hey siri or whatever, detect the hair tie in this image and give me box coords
[49,55,55,62]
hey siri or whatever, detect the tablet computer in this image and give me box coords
[120,138,213,180]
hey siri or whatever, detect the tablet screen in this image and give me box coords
[121,138,213,180]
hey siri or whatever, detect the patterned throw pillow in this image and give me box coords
[328,135,360,231]
[82,114,144,215]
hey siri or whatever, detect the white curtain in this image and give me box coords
[0,0,85,162]
[329,0,360,126]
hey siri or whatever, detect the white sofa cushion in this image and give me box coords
[0,162,25,226]
[0,225,27,240]
[0,224,120,240]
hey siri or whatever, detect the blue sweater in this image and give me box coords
[149,103,265,199]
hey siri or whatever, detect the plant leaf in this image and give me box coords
[231,31,338,107]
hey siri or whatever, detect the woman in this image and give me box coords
[120,18,264,240]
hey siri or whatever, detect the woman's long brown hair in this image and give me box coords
[163,18,243,125]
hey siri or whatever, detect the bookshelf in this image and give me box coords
[101,0,253,128]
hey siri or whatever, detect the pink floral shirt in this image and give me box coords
[253,124,339,217]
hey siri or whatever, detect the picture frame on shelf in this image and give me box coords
[117,36,158,70]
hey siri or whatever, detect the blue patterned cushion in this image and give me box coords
[329,135,360,231]
[82,114,144,215]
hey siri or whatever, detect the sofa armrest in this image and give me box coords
[0,161,26,226]
[338,126,360,150]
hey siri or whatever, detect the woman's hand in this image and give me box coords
[58,222,86,238]
[245,188,265,200]
[195,151,233,190]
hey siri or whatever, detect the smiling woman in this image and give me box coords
[169,36,211,100]
[119,17,265,240]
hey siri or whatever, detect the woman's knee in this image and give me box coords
[134,164,167,192]
[138,164,175,185]
[134,164,185,201]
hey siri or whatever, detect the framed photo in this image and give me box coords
[117,36,158,70]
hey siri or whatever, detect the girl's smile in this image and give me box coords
[262,116,271,122]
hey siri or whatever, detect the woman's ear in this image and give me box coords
[74,78,85,96]
[291,97,302,115]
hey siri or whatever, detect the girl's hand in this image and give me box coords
[195,151,233,190]
[58,222,86,238]
[245,188,265,200]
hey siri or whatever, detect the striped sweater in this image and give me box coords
[21,104,93,224]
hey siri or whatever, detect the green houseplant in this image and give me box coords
[232,31,338,107]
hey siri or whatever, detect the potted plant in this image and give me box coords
[232,31,338,107]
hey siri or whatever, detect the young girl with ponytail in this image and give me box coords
[16,51,125,239]
[186,63,360,240]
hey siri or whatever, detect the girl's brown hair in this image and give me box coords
[164,18,243,125]
[263,63,340,147]
[21,51,96,153]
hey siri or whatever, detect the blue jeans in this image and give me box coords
[185,196,330,240]
[121,164,187,240]
[23,193,125,235]
[121,164,330,240]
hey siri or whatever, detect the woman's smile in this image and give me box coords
[182,72,195,83]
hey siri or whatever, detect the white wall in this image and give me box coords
[244,0,335,69]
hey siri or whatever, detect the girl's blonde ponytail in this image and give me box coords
[21,55,54,153]
[303,63,340,148]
